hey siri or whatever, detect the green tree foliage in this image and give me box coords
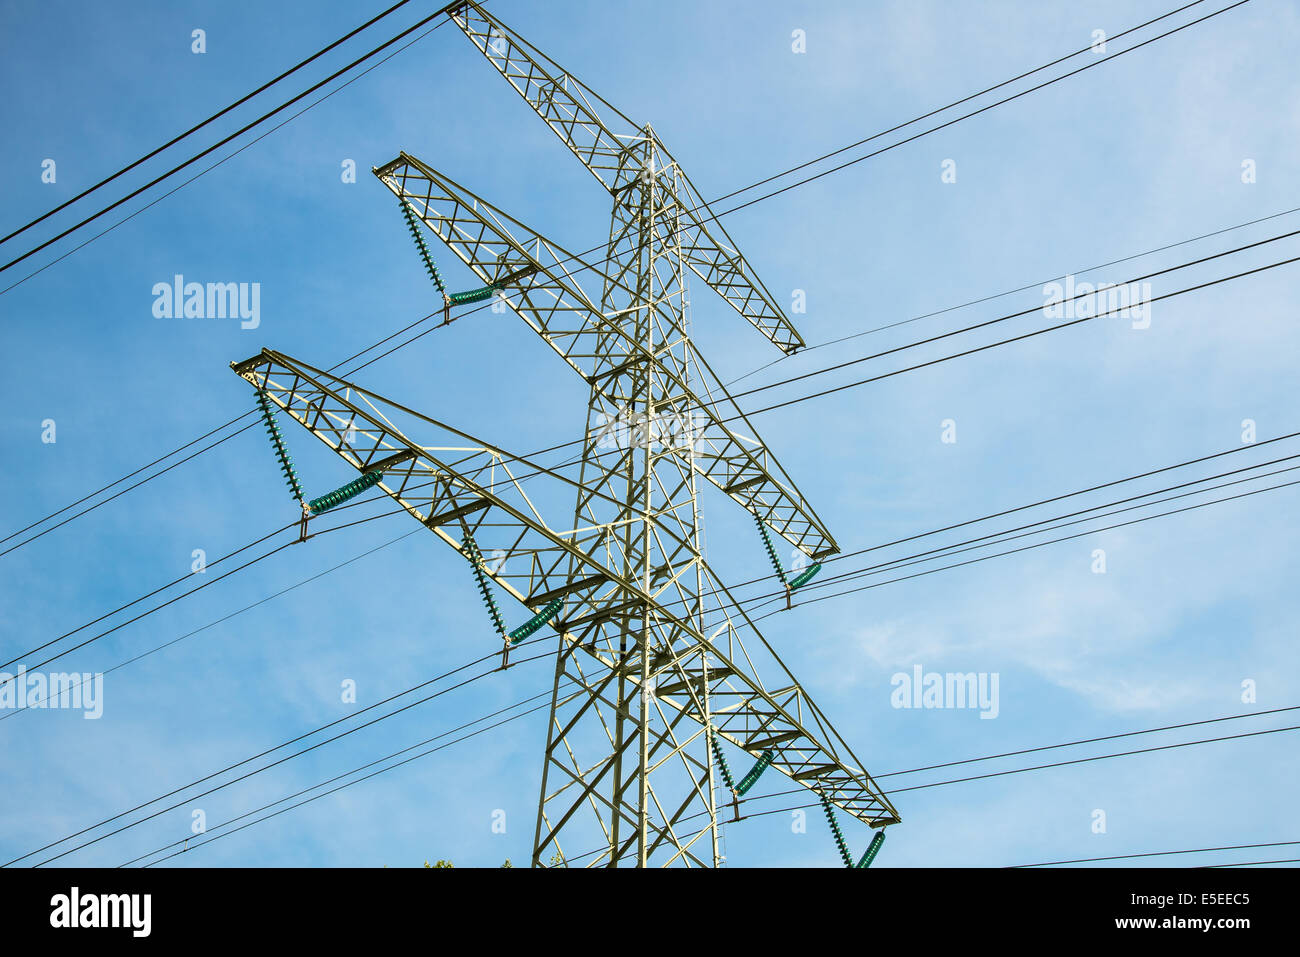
[421,858,515,867]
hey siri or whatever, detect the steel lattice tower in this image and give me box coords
[232,0,899,867]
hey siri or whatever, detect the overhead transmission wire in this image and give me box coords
[725,448,1300,614]
[9,214,1299,566]
[0,517,426,725]
[740,473,1300,625]
[30,447,1300,868]
[127,691,561,868]
[711,0,1251,222]
[730,203,1300,386]
[17,457,1296,866]
[0,21,452,300]
[707,0,1212,208]
[0,442,653,708]
[607,710,1300,855]
[0,539,298,680]
[338,227,1300,542]
[15,642,561,868]
[4,619,554,862]
[0,1,470,283]
[0,299,463,558]
[1014,840,1300,868]
[727,226,1300,404]
[10,325,1298,735]
[657,464,1300,656]
[12,405,1298,734]
[0,0,1224,284]
[730,722,1300,815]
[10,427,1283,739]
[726,705,1300,809]
[0,520,294,669]
[727,430,1300,593]
[0,492,414,683]
[583,432,1300,629]
[737,245,1300,418]
[145,694,1299,869]
[1203,857,1300,867]
[1,0,1261,554]
[3,0,1276,868]
[131,699,1300,868]
[0,0,419,247]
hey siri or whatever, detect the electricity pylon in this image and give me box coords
[231,0,899,867]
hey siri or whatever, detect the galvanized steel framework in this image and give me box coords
[231,0,899,867]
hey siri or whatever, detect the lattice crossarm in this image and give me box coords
[655,660,899,828]
[375,152,611,379]
[231,349,666,625]
[448,0,642,193]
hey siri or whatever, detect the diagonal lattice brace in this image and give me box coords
[446,0,805,355]
[229,348,899,836]
[374,153,837,561]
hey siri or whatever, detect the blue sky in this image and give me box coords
[1,0,1297,868]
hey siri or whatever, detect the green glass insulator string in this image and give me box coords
[448,284,501,306]
[398,198,447,298]
[307,471,383,515]
[856,830,886,868]
[507,597,562,644]
[819,791,854,869]
[788,562,822,590]
[461,531,507,639]
[735,748,774,796]
[753,513,789,588]
[254,390,304,503]
[708,727,736,792]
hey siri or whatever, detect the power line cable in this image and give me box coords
[732,202,1300,386]
[709,0,1212,208]
[5,0,1270,549]
[660,723,1300,836]
[2,625,541,864]
[741,249,1300,417]
[740,455,1300,609]
[1202,857,1300,867]
[0,519,425,725]
[0,495,408,681]
[22,645,558,867]
[28,469,1296,865]
[0,520,294,669]
[133,694,557,868]
[0,0,418,247]
[0,3,466,281]
[713,0,1251,220]
[1014,840,1300,868]
[727,430,1300,592]
[742,474,1300,623]
[730,226,1300,404]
